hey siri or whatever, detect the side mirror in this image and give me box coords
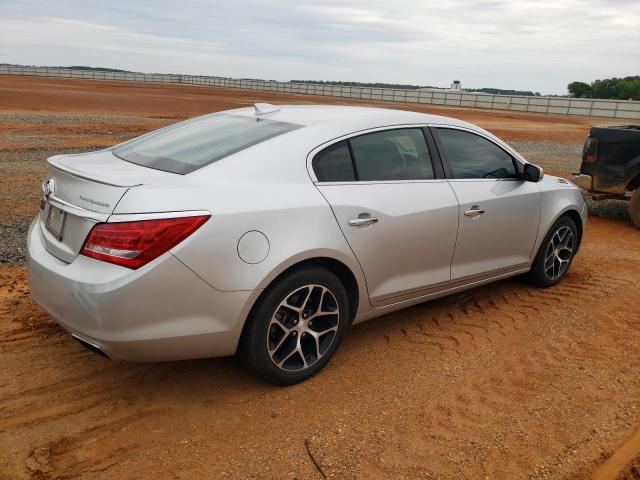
[522,163,543,182]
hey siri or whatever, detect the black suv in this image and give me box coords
[573,125,640,227]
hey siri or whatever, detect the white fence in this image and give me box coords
[2,65,639,120]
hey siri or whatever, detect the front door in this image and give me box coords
[433,127,542,280]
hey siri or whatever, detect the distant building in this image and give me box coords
[416,80,467,93]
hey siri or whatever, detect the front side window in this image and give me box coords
[113,114,301,174]
[349,129,435,181]
[436,128,519,179]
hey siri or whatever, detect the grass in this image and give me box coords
[585,197,631,221]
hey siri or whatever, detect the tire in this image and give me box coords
[630,189,640,228]
[238,266,349,385]
[527,216,578,288]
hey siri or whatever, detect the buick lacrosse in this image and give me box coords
[27,104,586,384]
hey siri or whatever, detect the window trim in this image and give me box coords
[308,124,444,184]
[429,125,526,182]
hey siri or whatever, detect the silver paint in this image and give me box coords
[27,105,587,362]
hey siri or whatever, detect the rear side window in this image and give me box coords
[312,141,356,182]
[349,129,434,181]
[113,114,301,174]
[436,128,518,179]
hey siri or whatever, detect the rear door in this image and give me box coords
[313,127,459,306]
[432,126,541,281]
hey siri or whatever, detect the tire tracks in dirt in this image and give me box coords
[1,220,639,479]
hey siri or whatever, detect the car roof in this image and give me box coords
[191,104,525,182]
[226,104,477,131]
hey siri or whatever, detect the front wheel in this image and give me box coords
[527,216,578,287]
[238,266,349,385]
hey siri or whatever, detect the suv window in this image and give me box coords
[312,141,356,182]
[349,129,435,181]
[436,128,519,179]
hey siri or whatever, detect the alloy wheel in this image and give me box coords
[267,284,340,371]
[544,225,574,280]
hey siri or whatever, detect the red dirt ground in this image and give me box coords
[0,74,612,147]
[0,75,639,479]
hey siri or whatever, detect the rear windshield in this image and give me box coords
[113,114,301,174]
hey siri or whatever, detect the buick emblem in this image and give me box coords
[42,177,56,198]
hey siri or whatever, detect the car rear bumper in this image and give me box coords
[571,174,593,191]
[26,219,258,361]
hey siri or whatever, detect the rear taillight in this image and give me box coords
[582,137,598,163]
[80,214,210,269]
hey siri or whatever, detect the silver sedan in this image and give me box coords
[27,104,586,384]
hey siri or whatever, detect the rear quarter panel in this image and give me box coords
[113,131,371,315]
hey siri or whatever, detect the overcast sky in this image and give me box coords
[0,0,638,94]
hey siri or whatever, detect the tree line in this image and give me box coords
[291,79,428,90]
[568,76,640,100]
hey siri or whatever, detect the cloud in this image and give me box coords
[0,0,638,93]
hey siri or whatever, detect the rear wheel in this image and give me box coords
[630,189,640,228]
[238,266,349,385]
[527,216,578,287]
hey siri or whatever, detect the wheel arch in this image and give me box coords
[562,209,584,250]
[241,253,365,339]
[537,207,585,257]
[627,171,640,193]
[270,257,360,323]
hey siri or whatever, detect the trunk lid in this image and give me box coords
[38,149,170,263]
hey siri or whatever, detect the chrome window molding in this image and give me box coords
[428,123,529,168]
[307,122,531,184]
[446,178,524,183]
[307,123,436,184]
[315,179,449,186]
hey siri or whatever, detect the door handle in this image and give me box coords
[349,216,379,227]
[464,206,485,217]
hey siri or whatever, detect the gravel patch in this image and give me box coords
[0,112,164,124]
[1,141,118,265]
[1,147,101,219]
[1,146,103,173]
[0,220,30,265]
[508,141,583,173]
